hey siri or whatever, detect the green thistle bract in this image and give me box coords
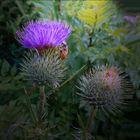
[77,65,133,115]
[20,49,66,87]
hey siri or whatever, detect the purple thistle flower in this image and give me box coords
[124,15,137,23]
[16,21,72,49]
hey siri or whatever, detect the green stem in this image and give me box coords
[85,106,96,139]
[38,85,46,127]
[88,32,93,47]
[49,63,88,95]
[15,0,26,16]
[126,38,140,46]
[58,0,61,16]
[24,87,37,125]
[53,0,61,20]
[88,14,97,47]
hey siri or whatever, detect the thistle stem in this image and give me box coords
[85,106,96,139]
[58,0,61,16]
[24,87,37,125]
[88,32,93,47]
[38,85,46,127]
[49,63,88,95]
[88,15,97,48]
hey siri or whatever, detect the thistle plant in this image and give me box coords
[16,20,72,130]
[77,65,133,139]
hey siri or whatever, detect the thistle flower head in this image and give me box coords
[20,49,66,87]
[16,20,72,49]
[77,65,133,115]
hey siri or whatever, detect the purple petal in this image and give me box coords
[16,20,72,49]
[124,16,137,23]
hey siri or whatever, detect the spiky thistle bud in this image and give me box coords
[20,49,66,87]
[77,65,133,115]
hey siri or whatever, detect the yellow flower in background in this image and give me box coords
[84,0,107,7]
[78,9,97,26]
[77,0,115,27]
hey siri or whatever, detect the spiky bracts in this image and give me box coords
[16,21,72,49]
[77,65,133,115]
[73,131,93,140]
[20,49,66,87]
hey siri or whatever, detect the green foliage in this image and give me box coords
[0,0,38,64]
[0,59,23,92]
[0,0,37,33]
[29,0,55,20]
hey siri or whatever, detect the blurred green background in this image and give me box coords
[0,0,140,140]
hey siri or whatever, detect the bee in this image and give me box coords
[59,41,68,60]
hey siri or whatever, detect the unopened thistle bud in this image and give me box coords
[20,49,66,87]
[77,65,133,115]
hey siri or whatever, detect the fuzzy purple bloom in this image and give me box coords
[124,16,137,23]
[16,21,72,49]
